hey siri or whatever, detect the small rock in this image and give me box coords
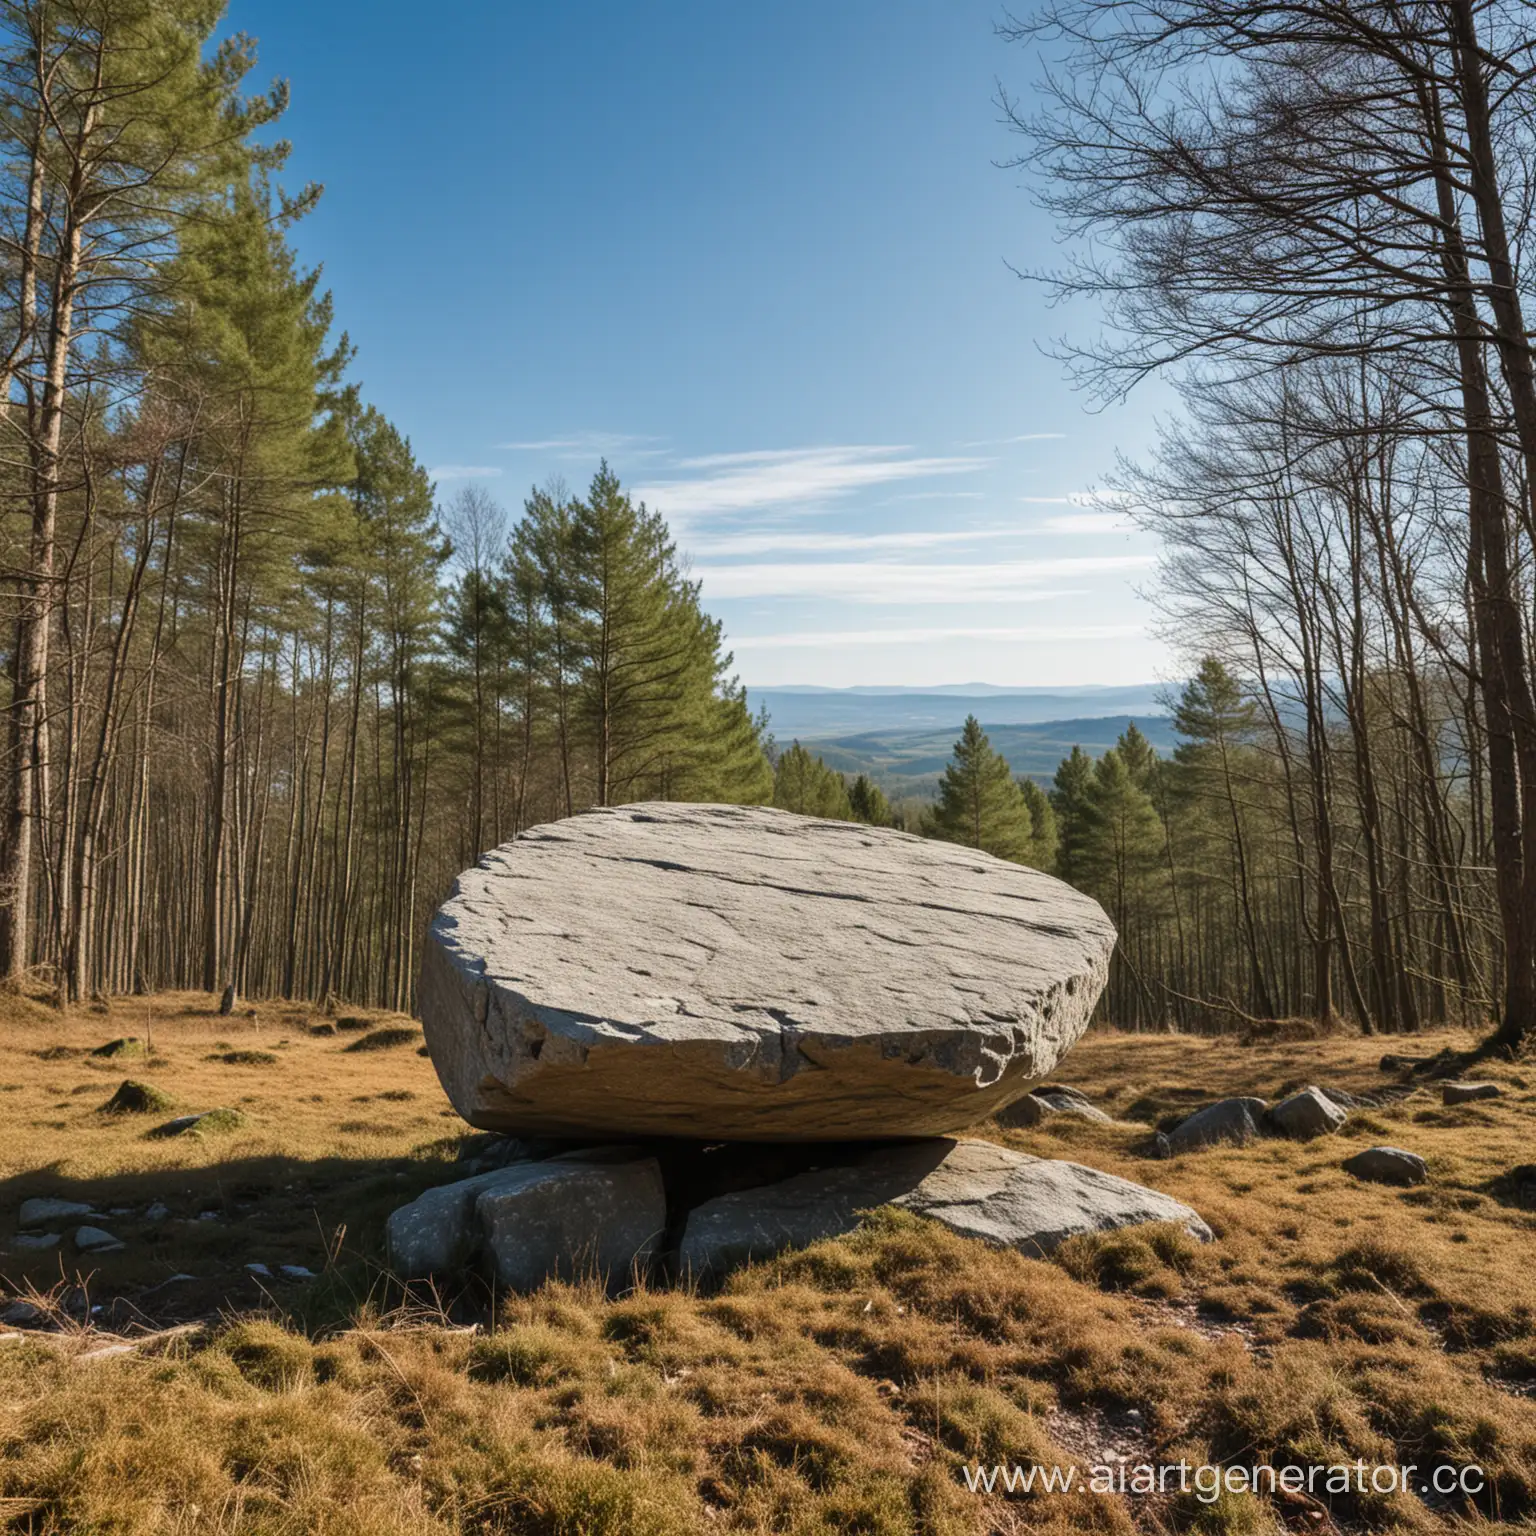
[12,1233,61,1251]
[997,1086,1114,1128]
[1380,1053,1429,1073]
[278,1265,316,1280]
[1269,1086,1347,1139]
[145,1203,170,1222]
[1442,1081,1502,1105]
[73,1226,124,1253]
[0,1300,43,1326]
[19,1197,94,1228]
[245,1262,272,1277]
[1343,1146,1427,1186]
[1166,1097,1269,1152]
[197,1211,221,1222]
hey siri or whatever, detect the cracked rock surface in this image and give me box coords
[421,803,1115,1140]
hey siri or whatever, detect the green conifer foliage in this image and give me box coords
[925,716,1032,861]
[848,773,895,827]
[1018,777,1059,871]
[1050,744,1095,885]
[773,743,853,819]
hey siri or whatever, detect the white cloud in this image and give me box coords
[686,526,1027,558]
[695,555,1156,604]
[960,432,1068,447]
[429,465,503,481]
[1037,511,1137,534]
[496,431,661,457]
[636,445,988,518]
[731,623,1146,649]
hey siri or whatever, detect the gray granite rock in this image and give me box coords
[1270,1086,1347,1139]
[11,1233,60,1251]
[477,1155,666,1291]
[387,1150,665,1290]
[73,1226,123,1253]
[678,1138,1210,1278]
[421,804,1116,1141]
[996,1085,1115,1128]
[1343,1146,1428,1185]
[1166,1097,1269,1153]
[386,1164,540,1279]
[19,1198,93,1228]
[1442,1081,1502,1105]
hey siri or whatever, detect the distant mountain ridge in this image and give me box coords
[799,715,1176,800]
[748,683,1165,739]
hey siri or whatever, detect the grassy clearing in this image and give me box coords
[2,998,1535,1533]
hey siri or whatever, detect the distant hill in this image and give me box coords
[800,714,1177,800]
[749,683,1165,739]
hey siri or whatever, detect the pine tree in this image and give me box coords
[1018,777,1059,871]
[1078,748,1166,929]
[848,773,895,827]
[1050,745,1095,885]
[925,716,1032,860]
[773,743,853,819]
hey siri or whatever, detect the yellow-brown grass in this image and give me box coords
[2,999,1535,1533]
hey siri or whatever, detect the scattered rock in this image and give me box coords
[0,1300,43,1327]
[205,1050,277,1066]
[278,1265,316,1280]
[422,803,1117,1141]
[91,1037,146,1060]
[245,1262,272,1278]
[98,1080,176,1116]
[11,1233,60,1251]
[343,1026,420,1053]
[308,1022,337,1037]
[334,1015,371,1032]
[1269,1086,1347,1139]
[1166,1097,1269,1153]
[679,1138,1210,1279]
[148,1108,245,1139]
[144,1203,170,1223]
[73,1226,124,1253]
[1343,1146,1428,1186]
[19,1197,94,1228]
[996,1085,1115,1128]
[1442,1081,1502,1105]
[478,1153,666,1291]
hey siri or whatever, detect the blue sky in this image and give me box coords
[226,0,1174,689]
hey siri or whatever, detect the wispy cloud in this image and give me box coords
[1037,511,1137,534]
[686,526,1027,558]
[960,432,1067,447]
[637,445,988,518]
[496,431,662,458]
[695,555,1155,604]
[731,623,1145,649]
[429,464,503,481]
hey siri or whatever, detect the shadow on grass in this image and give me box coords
[0,1144,471,1333]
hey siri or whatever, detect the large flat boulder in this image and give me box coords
[421,804,1115,1141]
[679,1138,1211,1278]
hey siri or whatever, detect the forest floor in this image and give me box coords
[1,993,1534,1535]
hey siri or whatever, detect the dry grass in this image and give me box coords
[3,998,1536,1533]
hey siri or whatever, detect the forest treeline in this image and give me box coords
[0,0,769,1010]
[981,0,1536,1050]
